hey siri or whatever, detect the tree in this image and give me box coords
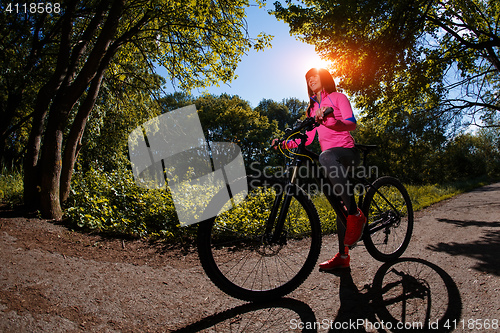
[194,94,280,170]
[273,0,500,128]
[440,133,488,181]
[283,97,309,122]
[354,107,450,183]
[78,68,164,173]
[1,0,270,219]
[255,97,308,129]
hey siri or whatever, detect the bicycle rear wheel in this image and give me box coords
[197,178,321,302]
[362,176,413,262]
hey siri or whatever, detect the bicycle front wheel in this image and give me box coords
[362,176,414,262]
[197,178,321,302]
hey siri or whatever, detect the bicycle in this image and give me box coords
[197,108,414,302]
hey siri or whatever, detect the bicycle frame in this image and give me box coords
[266,133,350,243]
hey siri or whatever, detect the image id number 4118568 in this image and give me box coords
[444,319,499,330]
[5,3,61,14]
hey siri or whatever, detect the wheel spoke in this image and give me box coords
[363,177,413,262]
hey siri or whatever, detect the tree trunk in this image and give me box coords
[39,118,65,220]
[23,83,60,210]
[37,0,124,219]
[23,0,77,211]
[60,72,105,203]
[60,11,127,203]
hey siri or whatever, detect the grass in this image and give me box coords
[311,176,494,233]
[405,177,492,211]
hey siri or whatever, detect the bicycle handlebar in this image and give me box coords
[271,107,334,149]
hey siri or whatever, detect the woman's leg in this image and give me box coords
[337,216,347,254]
[319,147,360,254]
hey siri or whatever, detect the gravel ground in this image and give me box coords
[1,183,499,332]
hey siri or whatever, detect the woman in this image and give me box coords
[284,68,366,270]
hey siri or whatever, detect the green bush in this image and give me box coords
[66,167,195,239]
[64,167,495,242]
[0,168,23,206]
[311,193,338,234]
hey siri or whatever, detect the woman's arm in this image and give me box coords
[320,93,357,131]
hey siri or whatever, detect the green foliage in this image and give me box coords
[143,0,271,91]
[439,130,500,182]
[311,193,337,234]
[255,98,307,129]
[158,93,283,172]
[273,0,500,127]
[354,108,450,184]
[196,94,279,161]
[2,0,274,219]
[213,186,319,241]
[355,115,500,184]
[212,187,279,239]
[0,1,56,168]
[0,168,23,206]
[66,166,196,240]
[79,75,162,172]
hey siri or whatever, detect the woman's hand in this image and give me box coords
[314,106,327,123]
[315,106,335,123]
[271,138,280,150]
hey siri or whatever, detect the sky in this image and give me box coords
[159,3,330,108]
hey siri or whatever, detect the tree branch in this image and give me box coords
[65,0,125,108]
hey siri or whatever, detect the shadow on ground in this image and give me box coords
[428,219,500,276]
[173,258,462,332]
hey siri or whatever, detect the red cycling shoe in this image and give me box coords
[319,247,350,270]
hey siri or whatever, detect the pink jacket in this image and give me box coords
[286,90,356,150]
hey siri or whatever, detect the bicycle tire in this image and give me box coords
[371,258,462,332]
[173,297,317,332]
[362,176,413,262]
[197,177,322,302]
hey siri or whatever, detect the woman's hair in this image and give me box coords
[305,68,337,115]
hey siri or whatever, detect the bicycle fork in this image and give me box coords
[264,164,301,244]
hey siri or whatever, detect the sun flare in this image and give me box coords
[305,54,331,71]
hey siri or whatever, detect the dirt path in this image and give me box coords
[1,183,500,332]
